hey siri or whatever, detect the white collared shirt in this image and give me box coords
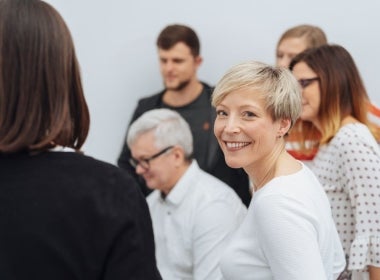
[147,160,247,280]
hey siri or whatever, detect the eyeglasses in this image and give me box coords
[129,146,174,170]
[298,77,320,89]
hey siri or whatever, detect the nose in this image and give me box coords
[135,164,147,175]
[277,57,290,68]
[223,116,241,134]
[163,60,174,72]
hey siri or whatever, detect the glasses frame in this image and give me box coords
[298,77,320,89]
[129,146,174,170]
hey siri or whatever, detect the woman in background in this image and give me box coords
[276,24,327,68]
[0,0,161,279]
[276,24,380,160]
[290,44,380,280]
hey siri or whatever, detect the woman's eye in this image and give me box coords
[216,110,227,116]
[243,111,256,118]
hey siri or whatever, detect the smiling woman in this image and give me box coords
[212,61,345,280]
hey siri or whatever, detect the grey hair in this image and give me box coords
[126,108,193,158]
[211,61,302,129]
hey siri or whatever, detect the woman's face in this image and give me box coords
[214,89,285,171]
[291,61,321,126]
[276,37,307,68]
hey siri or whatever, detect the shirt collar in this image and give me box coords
[162,160,200,206]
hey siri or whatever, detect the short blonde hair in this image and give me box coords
[212,61,301,129]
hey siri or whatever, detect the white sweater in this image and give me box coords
[220,163,345,280]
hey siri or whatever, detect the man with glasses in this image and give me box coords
[117,24,251,207]
[127,108,247,280]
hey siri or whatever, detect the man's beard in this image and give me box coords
[165,79,191,91]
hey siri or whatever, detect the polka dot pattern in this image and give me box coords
[310,123,380,279]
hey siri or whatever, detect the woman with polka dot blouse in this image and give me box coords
[290,44,380,279]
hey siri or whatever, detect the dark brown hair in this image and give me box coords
[156,24,200,57]
[289,44,380,147]
[0,0,90,153]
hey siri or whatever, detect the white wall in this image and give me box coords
[45,0,380,164]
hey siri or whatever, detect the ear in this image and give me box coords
[277,118,292,138]
[194,55,203,67]
[172,146,186,167]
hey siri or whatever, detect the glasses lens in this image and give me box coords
[129,146,174,170]
[139,160,149,170]
[129,157,150,170]
[129,158,138,168]
[299,80,307,88]
[299,78,319,89]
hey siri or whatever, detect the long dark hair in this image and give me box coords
[289,44,380,148]
[0,0,90,153]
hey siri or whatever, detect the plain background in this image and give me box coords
[45,0,380,164]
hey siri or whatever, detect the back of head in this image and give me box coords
[277,24,327,50]
[156,24,200,57]
[212,61,302,131]
[127,108,193,159]
[289,44,374,143]
[0,0,89,153]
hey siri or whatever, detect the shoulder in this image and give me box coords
[5,152,148,221]
[252,173,326,222]
[176,162,242,206]
[188,169,246,226]
[252,189,297,215]
[59,152,122,173]
[70,154,149,219]
[129,91,164,123]
[251,190,318,238]
[192,167,245,208]
[249,191,311,245]
[200,82,214,95]
[194,166,232,192]
[49,152,141,195]
[200,82,213,89]
[330,123,380,155]
[336,123,375,143]
[146,190,161,206]
[136,91,163,108]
